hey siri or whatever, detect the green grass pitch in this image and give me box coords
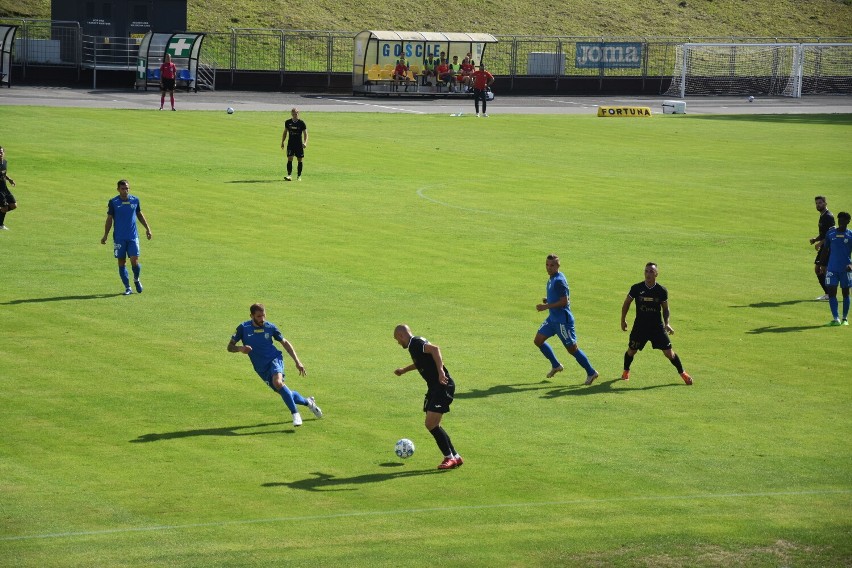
[0,105,850,567]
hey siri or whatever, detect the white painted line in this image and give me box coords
[317,97,426,114]
[2,489,848,542]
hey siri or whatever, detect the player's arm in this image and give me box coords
[280,339,306,376]
[281,128,288,148]
[101,214,114,244]
[394,363,416,376]
[620,295,634,331]
[136,209,152,240]
[817,238,830,272]
[3,171,14,186]
[227,338,251,354]
[537,294,567,312]
[302,127,308,148]
[661,300,674,334]
[423,343,448,385]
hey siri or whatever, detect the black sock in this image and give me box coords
[623,352,634,371]
[0,210,6,225]
[297,162,303,177]
[287,162,292,175]
[670,354,684,374]
[429,426,452,456]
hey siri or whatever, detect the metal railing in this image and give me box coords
[3,19,851,84]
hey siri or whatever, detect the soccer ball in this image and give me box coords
[395,438,415,459]
[747,96,754,102]
[226,107,234,114]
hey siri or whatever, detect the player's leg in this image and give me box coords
[270,368,301,425]
[474,90,480,115]
[160,88,165,110]
[841,284,850,323]
[128,239,142,293]
[535,322,563,377]
[558,323,597,384]
[296,156,303,180]
[169,87,175,110]
[623,338,641,380]
[285,155,293,180]
[815,260,828,299]
[826,282,840,324]
[662,345,692,385]
[425,400,460,469]
[114,241,132,293]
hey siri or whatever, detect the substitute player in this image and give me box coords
[100,180,151,295]
[281,107,308,181]
[620,262,693,385]
[818,211,852,326]
[393,324,463,470]
[228,303,323,426]
[534,254,599,385]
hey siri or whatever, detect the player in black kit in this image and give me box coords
[620,263,693,385]
[810,196,835,301]
[281,107,308,181]
[393,324,463,470]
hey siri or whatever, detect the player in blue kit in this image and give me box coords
[818,211,852,326]
[534,254,599,385]
[228,303,323,426]
[101,180,151,295]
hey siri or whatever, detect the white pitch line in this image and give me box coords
[543,99,595,107]
[316,97,426,114]
[1,489,848,542]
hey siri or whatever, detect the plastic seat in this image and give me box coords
[147,68,161,81]
[178,69,193,81]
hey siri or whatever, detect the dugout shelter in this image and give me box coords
[0,25,17,87]
[353,30,498,95]
[134,31,204,91]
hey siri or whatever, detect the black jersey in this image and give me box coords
[628,281,668,327]
[818,209,835,241]
[407,336,453,391]
[284,118,307,147]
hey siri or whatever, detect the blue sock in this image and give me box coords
[538,343,561,368]
[843,296,850,319]
[829,297,839,319]
[132,264,141,281]
[119,266,130,288]
[290,389,308,406]
[571,348,596,375]
[278,385,298,413]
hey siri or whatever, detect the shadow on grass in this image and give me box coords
[263,468,444,492]
[454,380,557,399]
[730,299,814,308]
[539,378,680,398]
[746,324,830,334]
[224,180,282,184]
[1,293,125,305]
[130,422,292,442]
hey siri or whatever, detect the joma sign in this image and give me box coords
[575,42,642,69]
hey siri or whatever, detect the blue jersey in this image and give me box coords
[231,320,285,375]
[546,271,572,323]
[823,227,852,272]
[107,195,142,241]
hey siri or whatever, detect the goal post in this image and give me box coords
[666,42,852,98]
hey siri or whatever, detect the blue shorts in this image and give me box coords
[113,239,140,259]
[825,268,852,289]
[256,357,285,389]
[538,318,577,347]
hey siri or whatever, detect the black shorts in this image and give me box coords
[286,144,304,159]
[423,382,455,414]
[473,88,487,101]
[161,78,176,91]
[0,183,15,206]
[629,323,672,351]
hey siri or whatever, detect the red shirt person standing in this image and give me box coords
[159,53,178,111]
[471,64,495,116]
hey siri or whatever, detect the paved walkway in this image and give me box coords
[2,86,851,115]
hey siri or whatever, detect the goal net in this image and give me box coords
[665,43,852,97]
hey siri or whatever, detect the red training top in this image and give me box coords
[472,69,494,90]
[160,61,177,79]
